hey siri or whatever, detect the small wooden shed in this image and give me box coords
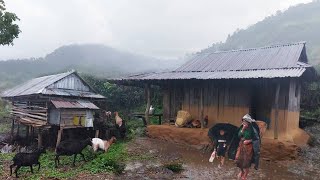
[1,70,105,148]
[112,42,316,145]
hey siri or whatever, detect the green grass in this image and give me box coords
[0,121,11,134]
[0,138,154,179]
[0,153,14,176]
[0,106,10,134]
[0,141,129,179]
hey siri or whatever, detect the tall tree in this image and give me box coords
[0,0,20,45]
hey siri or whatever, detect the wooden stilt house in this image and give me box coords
[1,70,105,148]
[112,42,316,145]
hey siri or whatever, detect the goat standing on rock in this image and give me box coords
[91,136,116,152]
[55,138,92,168]
[10,147,46,178]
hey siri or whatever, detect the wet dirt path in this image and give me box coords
[120,137,318,180]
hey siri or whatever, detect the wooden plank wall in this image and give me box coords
[162,78,302,141]
[165,80,251,127]
[60,110,86,126]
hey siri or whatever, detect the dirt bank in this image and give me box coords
[147,125,300,161]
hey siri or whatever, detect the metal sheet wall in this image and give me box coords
[48,74,90,91]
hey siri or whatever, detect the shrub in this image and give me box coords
[163,162,183,173]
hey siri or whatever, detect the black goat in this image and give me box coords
[55,138,92,168]
[10,147,46,178]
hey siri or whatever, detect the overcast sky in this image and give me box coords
[0,0,312,60]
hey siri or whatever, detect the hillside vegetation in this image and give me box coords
[201,1,320,66]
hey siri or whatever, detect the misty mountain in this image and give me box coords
[200,1,320,65]
[2,1,320,91]
[0,44,186,91]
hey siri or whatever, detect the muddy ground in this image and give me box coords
[116,137,319,180]
[1,124,320,179]
[1,137,319,180]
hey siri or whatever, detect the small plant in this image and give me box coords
[163,162,183,173]
[104,160,125,175]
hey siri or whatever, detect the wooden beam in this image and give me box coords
[274,83,280,139]
[95,130,100,138]
[12,107,47,113]
[11,111,47,121]
[55,127,64,151]
[19,117,47,126]
[145,83,151,125]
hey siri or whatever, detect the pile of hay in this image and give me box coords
[175,111,192,127]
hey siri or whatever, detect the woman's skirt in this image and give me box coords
[235,141,253,169]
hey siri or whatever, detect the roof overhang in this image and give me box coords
[51,99,100,110]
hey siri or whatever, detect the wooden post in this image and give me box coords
[31,126,35,140]
[145,83,151,125]
[141,117,147,126]
[274,83,280,139]
[55,127,64,150]
[11,118,15,139]
[163,86,170,124]
[95,130,100,138]
[200,86,204,128]
[17,121,20,136]
[26,126,30,141]
[38,128,42,148]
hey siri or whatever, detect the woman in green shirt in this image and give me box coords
[236,114,255,180]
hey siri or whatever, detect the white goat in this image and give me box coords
[91,136,116,152]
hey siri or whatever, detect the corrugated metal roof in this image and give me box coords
[176,42,307,72]
[112,42,313,81]
[43,88,105,99]
[51,100,99,109]
[2,71,74,97]
[1,71,105,98]
[119,68,306,80]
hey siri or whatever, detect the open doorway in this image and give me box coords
[250,82,272,127]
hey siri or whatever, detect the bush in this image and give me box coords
[163,162,183,173]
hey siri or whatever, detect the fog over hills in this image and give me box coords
[0,44,186,91]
